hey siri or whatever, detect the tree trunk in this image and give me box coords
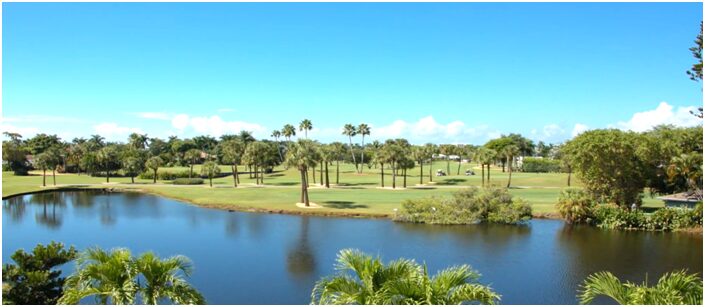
[487,164,491,185]
[481,164,485,187]
[359,136,365,174]
[209,176,213,187]
[106,162,110,183]
[235,164,237,188]
[325,162,330,188]
[312,166,316,184]
[457,156,462,175]
[131,175,135,184]
[420,161,423,185]
[507,156,513,188]
[189,163,193,179]
[336,160,340,184]
[303,169,310,206]
[446,160,450,176]
[306,169,310,187]
[236,164,240,184]
[153,169,157,184]
[567,166,572,187]
[429,159,433,182]
[502,161,505,172]
[42,169,46,187]
[348,136,358,172]
[392,161,397,189]
[300,170,305,203]
[320,161,323,185]
[381,162,385,187]
[52,169,56,186]
[403,168,407,188]
[260,166,264,184]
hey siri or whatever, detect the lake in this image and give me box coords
[2,191,702,304]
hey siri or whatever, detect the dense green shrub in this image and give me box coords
[172,178,204,185]
[138,170,192,180]
[556,189,597,224]
[521,157,561,173]
[588,204,700,231]
[394,187,532,225]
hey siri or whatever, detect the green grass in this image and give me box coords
[1,162,664,217]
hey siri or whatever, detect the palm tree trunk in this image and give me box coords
[300,170,305,203]
[276,139,284,163]
[325,162,330,188]
[312,166,316,184]
[403,168,407,188]
[348,136,358,172]
[336,160,340,184]
[429,159,433,182]
[392,161,397,189]
[457,156,462,175]
[131,175,135,184]
[381,162,385,187]
[106,162,110,183]
[209,176,213,187]
[52,169,56,186]
[359,136,365,174]
[507,157,513,188]
[567,166,572,187]
[42,169,46,186]
[260,166,264,184]
[235,164,237,188]
[481,164,485,187]
[306,169,310,187]
[153,169,157,184]
[446,159,450,176]
[303,169,310,206]
[487,164,491,185]
[420,160,423,185]
[320,161,323,185]
[189,163,193,179]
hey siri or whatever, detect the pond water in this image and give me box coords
[2,191,702,304]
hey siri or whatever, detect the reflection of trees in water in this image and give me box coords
[69,191,99,208]
[225,214,239,237]
[286,216,316,278]
[31,193,67,229]
[556,224,703,303]
[99,196,116,225]
[394,221,531,254]
[3,196,27,222]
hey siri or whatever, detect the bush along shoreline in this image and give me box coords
[393,187,532,225]
[556,189,703,231]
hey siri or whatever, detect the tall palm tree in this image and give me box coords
[286,140,319,206]
[424,143,437,183]
[357,124,370,174]
[330,142,346,185]
[474,147,491,187]
[97,145,119,183]
[184,148,201,179]
[578,270,702,305]
[299,119,313,139]
[127,133,149,150]
[502,145,520,188]
[271,130,284,163]
[439,144,454,176]
[311,249,500,305]
[135,252,206,304]
[342,124,358,172]
[221,139,245,187]
[282,124,296,143]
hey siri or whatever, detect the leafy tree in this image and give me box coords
[286,140,319,206]
[79,152,100,176]
[2,242,78,305]
[282,124,297,142]
[220,139,245,187]
[44,146,63,186]
[382,140,405,189]
[271,130,284,163]
[299,119,313,139]
[2,137,29,175]
[687,22,703,82]
[25,133,62,155]
[439,144,455,175]
[145,156,164,184]
[184,148,202,179]
[424,143,438,183]
[127,133,149,150]
[667,152,703,199]
[201,161,221,187]
[357,123,370,173]
[59,247,204,304]
[329,142,346,184]
[342,124,358,172]
[501,145,520,188]
[555,189,596,224]
[474,147,496,187]
[565,129,647,206]
[122,154,145,184]
[311,249,499,305]
[411,146,429,185]
[238,130,256,144]
[33,152,51,187]
[97,145,120,183]
[192,135,218,153]
[578,270,702,305]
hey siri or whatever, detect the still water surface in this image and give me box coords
[2,191,702,304]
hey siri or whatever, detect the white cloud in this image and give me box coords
[93,122,144,139]
[370,116,501,144]
[136,112,171,120]
[0,124,40,137]
[613,102,702,132]
[572,123,589,137]
[170,114,266,137]
[542,124,565,138]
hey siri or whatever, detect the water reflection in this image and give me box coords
[286,216,316,278]
[31,193,67,229]
[3,196,26,222]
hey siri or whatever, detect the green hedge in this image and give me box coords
[394,187,532,225]
[138,170,192,180]
[172,178,204,185]
[522,157,561,173]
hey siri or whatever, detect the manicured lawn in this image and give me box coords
[1,162,663,217]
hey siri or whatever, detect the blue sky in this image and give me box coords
[2,2,703,145]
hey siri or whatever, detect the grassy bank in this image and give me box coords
[2,163,664,218]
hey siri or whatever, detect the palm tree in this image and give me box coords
[578,270,702,305]
[282,124,296,143]
[34,153,50,187]
[201,161,221,187]
[357,124,370,174]
[59,247,138,304]
[221,139,245,187]
[271,130,284,163]
[145,156,163,184]
[97,146,119,183]
[184,149,201,179]
[122,156,145,184]
[59,247,205,305]
[439,144,454,176]
[330,142,346,185]
[299,119,313,139]
[135,252,206,304]
[311,249,500,305]
[342,124,358,172]
[474,147,491,187]
[286,140,319,206]
[127,133,149,150]
[502,145,520,188]
[424,143,437,183]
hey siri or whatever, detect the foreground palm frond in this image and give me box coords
[578,270,703,305]
[312,249,500,305]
